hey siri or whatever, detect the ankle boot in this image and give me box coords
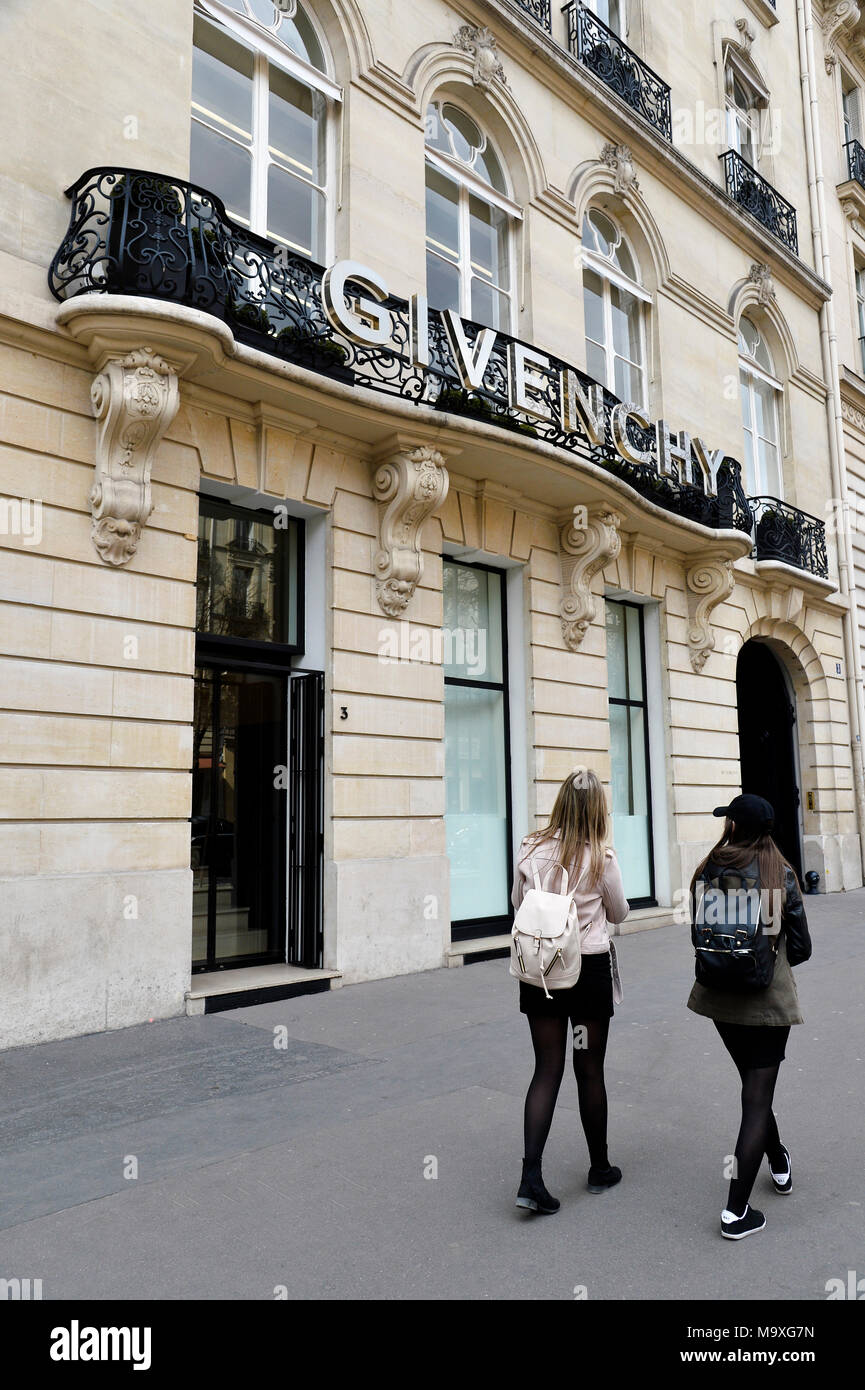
[516,1160,560,1214]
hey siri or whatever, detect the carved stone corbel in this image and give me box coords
[685,554,735,672]
[559,509,622,652]
[89,348,179,566]
[373,446,450,617]
[824,1,861,71]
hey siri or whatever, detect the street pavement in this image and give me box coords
[0,889,863,1301]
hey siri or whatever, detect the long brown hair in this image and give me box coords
[689,817,800,925]
[524,768,609,890]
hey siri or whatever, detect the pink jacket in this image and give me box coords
[511,833,630,954]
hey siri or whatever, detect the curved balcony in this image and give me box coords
[50,167,817,563]
[750,497,828,579]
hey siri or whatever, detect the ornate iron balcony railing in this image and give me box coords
[48,167,757,539]
[719,150,798,254]
[562,2,672,142]
[750,497,828,579]
[514,0,552,30]
[844,137,865,189]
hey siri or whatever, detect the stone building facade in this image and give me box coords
[0,0,862,1049]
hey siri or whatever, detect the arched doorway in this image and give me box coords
[736,640,803,878]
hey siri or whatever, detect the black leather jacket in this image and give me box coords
[780,865,813,967]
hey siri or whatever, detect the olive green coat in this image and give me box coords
[687,934,803,1027]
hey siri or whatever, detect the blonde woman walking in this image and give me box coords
[512,770,630,1214]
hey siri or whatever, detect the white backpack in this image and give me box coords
[509,860,588,998]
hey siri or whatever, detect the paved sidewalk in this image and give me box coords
[0,890,863,1301]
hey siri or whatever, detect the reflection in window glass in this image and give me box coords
[606,599,654,902]
[196,500,300,646]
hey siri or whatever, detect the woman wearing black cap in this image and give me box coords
[687,793,812,1240]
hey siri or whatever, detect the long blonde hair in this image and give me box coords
[524,768,609,890]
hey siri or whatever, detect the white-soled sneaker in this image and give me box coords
[769,1145,792,1195]
[720,1204,766,1240]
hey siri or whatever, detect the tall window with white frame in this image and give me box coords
[581,208,648,407]
[190,0,334,260]
[856,264,865,377]
[725,59,762,169]
[738,315,783,498]
[424,102,519,332]
[586,0,624,37]
[842,69,862,149]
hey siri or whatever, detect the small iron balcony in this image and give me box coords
[514,0,552,30]
[562,2,672,142]
[719,150,798,254]
[750,497,828,579]
[844,137,865,189]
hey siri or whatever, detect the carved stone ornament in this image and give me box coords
[685,555,735,673]
[88,348,179,566]
[734,17,756,56]
[824,1,862,72]
[373,446,450,617]
[841,197,863,235]
[454,25,506,89]
[559,509,622,652]
[747,261,776,305]
[600,142,639,196]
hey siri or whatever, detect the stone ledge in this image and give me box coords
[187,963,342,1015]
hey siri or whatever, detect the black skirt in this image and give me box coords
[714,1020,790,1068]
[519,951,614,1022]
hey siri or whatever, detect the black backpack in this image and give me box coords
[691,863,780,992]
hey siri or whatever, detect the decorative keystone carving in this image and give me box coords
[559,509,622,652]
[373,446,450,617]
[89,348,179,566]
[824,1,861,71]
[685,555,735,672]
[600,142,639,196]
[747,261,776,305]
[454,25,506,89]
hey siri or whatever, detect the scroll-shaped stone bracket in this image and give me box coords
[685,553,735,672]
[373,445,450,617]
[559,508,622,652]
[89,347,180,566]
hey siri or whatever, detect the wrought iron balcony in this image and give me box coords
[844,137,865,189]
[750,497,828,579]
[48,166,756,539]
[514,0,552,30]
[719,150,798,254]
[562,2,672,142]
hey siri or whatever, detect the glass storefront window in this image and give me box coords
[196,499,302,651]
[443,562,511,933]
[606,599,654,903]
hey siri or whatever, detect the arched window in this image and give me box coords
[738,315,782,497]
[191,0,336,259]
[581,208,649,406]
[424,101,519,332]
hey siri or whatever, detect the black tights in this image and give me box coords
[725,1060,786,1216]
[523,1015,611,1172]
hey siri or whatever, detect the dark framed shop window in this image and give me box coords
[605,598,656,907]
[195,497,304,668]
[192,497,308,973]
[443,558,514,941]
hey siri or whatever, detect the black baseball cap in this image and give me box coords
[712,793,775,833]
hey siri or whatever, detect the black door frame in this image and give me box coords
[736,638,804,879]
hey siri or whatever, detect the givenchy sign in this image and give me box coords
[322,260,728,497]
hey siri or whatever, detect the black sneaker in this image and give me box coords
[587,1164,622,1194]
[720,1205,766,1240]
[768,1145,792,1195]
[516,1164,560,1214]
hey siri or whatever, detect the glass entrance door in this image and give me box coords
[192,667,287,970]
